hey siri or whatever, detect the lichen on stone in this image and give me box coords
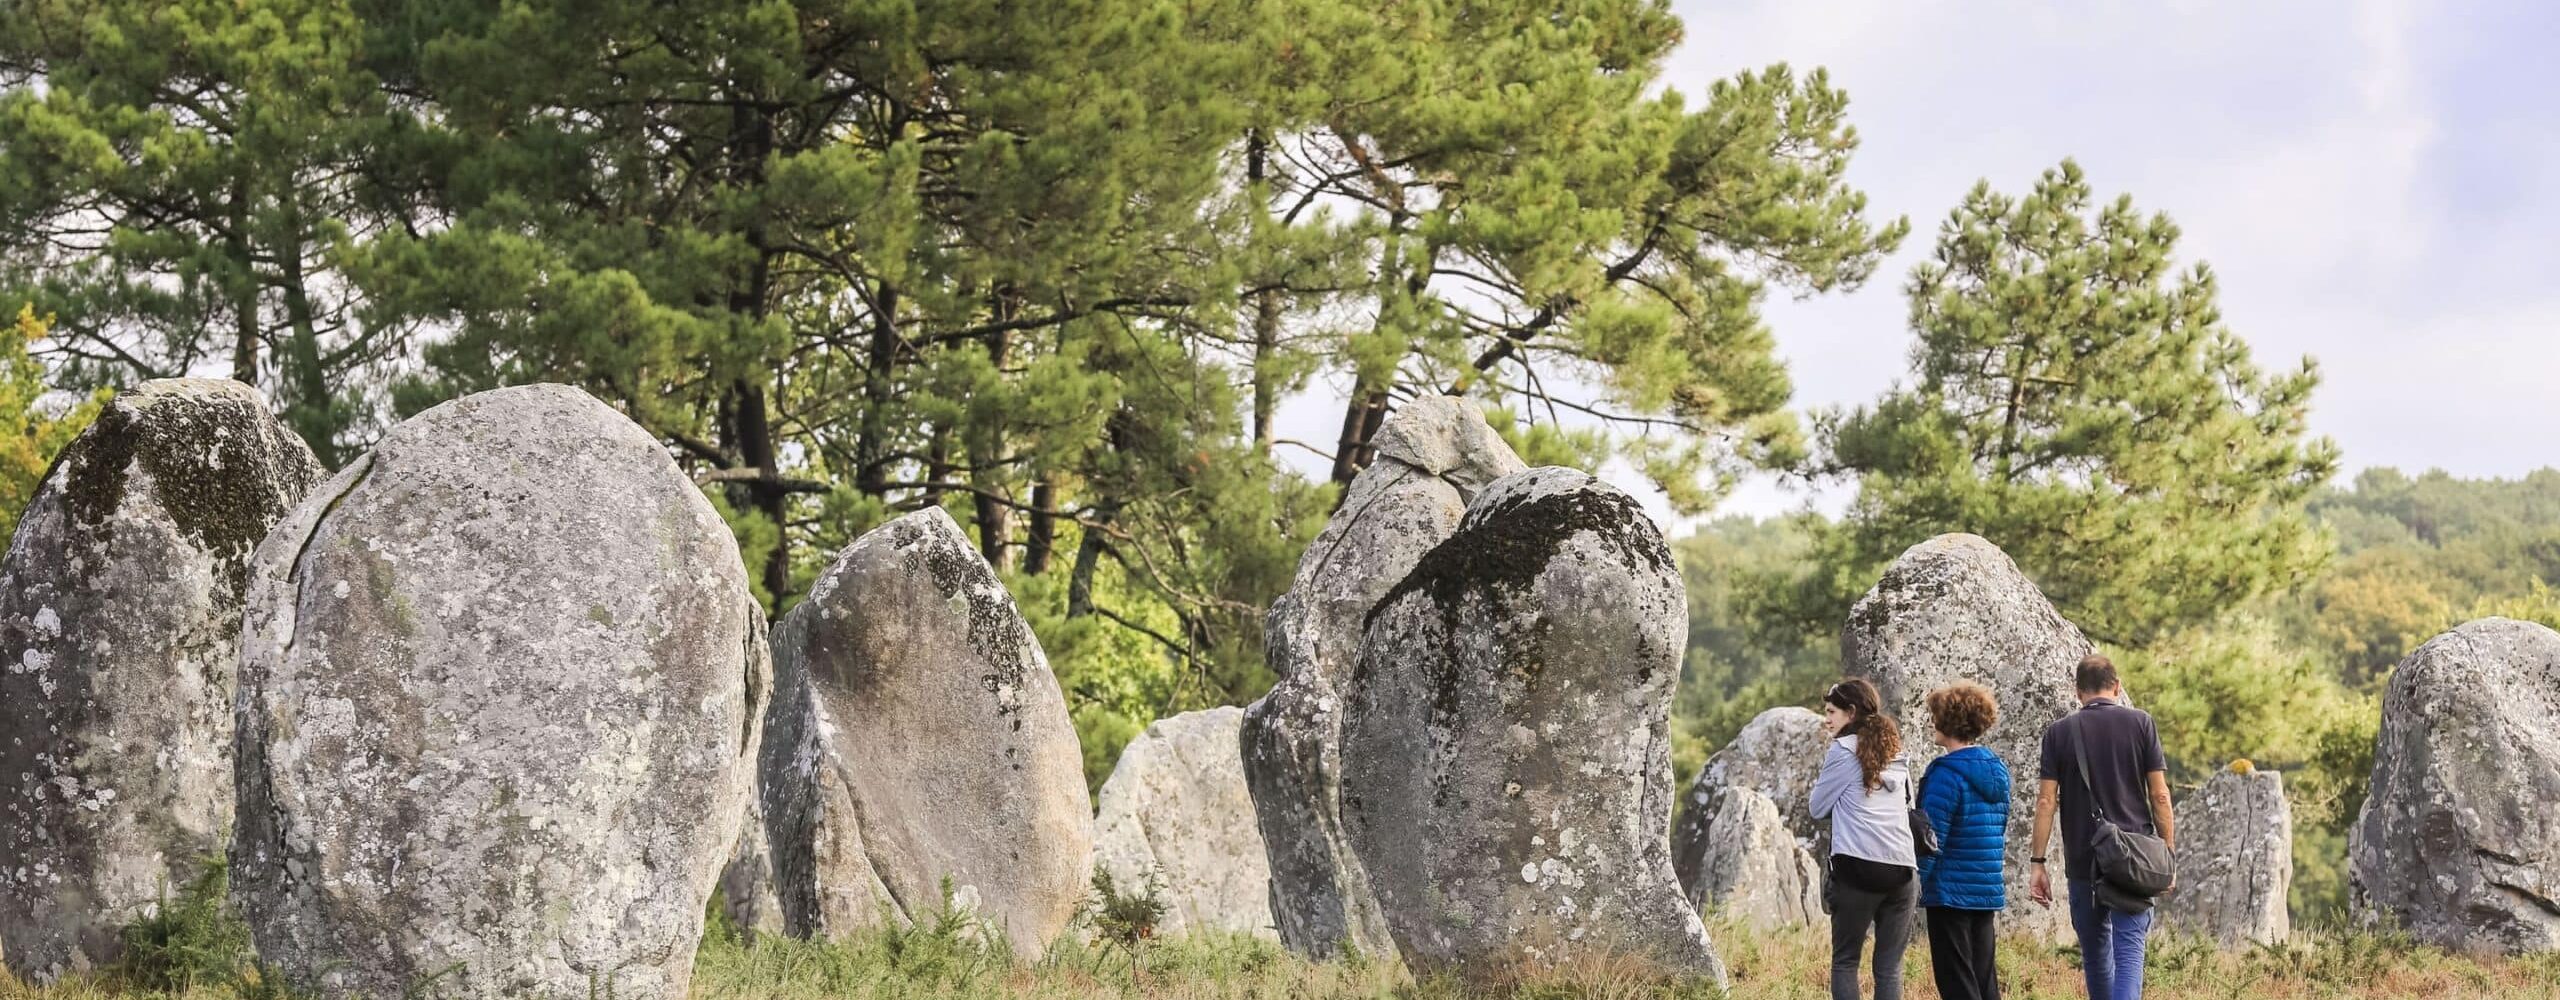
[1369,481,1667,631]
[56,384,315,586]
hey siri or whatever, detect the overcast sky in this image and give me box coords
[1279,1,2560,524]
[1673,0,2560,516]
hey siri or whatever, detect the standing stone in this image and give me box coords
[232,384,766,999]
[2351,617,2560,954]
[759,508,1091,959]
[1242,395,1523,959]
[1091,707,1274,939]
[1670,707,1826,924]
[1687,788,1824,931]
[2158,765,2290,946]
[0,379,322,982]
[1840,533,2089,942]
[1341,468,1724,983]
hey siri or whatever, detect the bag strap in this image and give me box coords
[2071,717,2106,824]
[2075,705,2168,833]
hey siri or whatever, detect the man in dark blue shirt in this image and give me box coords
[2028,655,2176,1000]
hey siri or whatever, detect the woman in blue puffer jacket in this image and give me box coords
[1917,681,2012,1000]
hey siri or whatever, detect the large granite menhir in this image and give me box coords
[759,508,1091,959]
[1341,468,1724,984]
[1670,707,1826,927]
[0,379,322,983]
[1841,533,2087,942]
[2352,617,2560,954]
[1091,707,1274,939]
[231,384,767,999]
[1242,395,1523,960]
[2159,765,2290,946]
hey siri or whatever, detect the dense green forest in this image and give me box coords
[3,0,2554,934]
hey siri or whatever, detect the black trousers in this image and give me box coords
[1828,859,1917,1000]
[1925,906,2000,1000]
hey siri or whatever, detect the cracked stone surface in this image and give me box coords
[1340,468,1724,984]
[1091,707,1274,939]
[2160,767,2290,946]
[2352,617,2560,954]
[757,508,1091,960]
[231,384,766,999]
[1242,395,1523,961]
[0,379,322,984]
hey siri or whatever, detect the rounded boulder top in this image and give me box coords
[45,377,323,565]
[1367,467,1677,631]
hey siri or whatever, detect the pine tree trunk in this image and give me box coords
[722,99,790,604]
[227,172,258,386]
[1023,477,1057,574]
[1328,390,1388,485]
[1247,130,1282,452]
[854,283,901,498]
[970,294,1017,567]
[275,202,337,467]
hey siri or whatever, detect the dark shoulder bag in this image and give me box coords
[1906,762,1939,858]
[2074,724,2175,900]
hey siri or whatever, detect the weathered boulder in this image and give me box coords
[759,508,1091,958]
[1341,468,1724,983]
[1840,533,2088,941]
[1242,395,1523,959]
[0,379,322,982]
[231,384,767,999]
[2158,766,2290,946]
[2351,617,2560,954]
[1091,707,1274,939]
[1686,787,1823,931]
[1670,706,1825,920]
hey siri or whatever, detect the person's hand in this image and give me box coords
[2029,867,2052,907]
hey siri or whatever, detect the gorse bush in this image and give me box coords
[1079,866,1169,970]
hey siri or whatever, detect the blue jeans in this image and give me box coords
[2067,879,2152,1000]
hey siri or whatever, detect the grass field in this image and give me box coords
[9,902,2558,1000]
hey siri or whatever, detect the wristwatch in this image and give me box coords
[2030,856,2047,865]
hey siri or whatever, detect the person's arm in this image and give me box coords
[2028,777,2059,905]
[2147,770,2176,851]
[2141,713,2174,850]
[2029,778,2058,859]
[1808,740,1854,821]
[1919,762,1961,841]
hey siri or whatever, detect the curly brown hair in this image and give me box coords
[1824,678,1901,790]
[1925,681,2000,744]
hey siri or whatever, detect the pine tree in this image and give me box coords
[0,0,411,465]
[1795,160,2339,646]
[1236,1,1905,510]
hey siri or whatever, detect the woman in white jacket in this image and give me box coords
[1810,677,1917,1000]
